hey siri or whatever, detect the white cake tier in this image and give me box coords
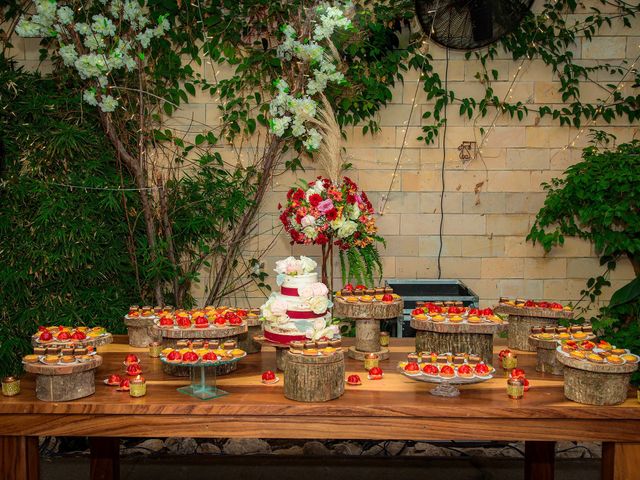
[281,272,318,290]
[272,292,327,316]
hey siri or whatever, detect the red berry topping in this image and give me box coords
[404,362,420,372]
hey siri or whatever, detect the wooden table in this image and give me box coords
[1,336,639,480]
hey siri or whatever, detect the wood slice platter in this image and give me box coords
[31,333,113,349]
[410,318,507,335]
[152,323,247,339]
[284,350,345,402]
[124,316,159,347]
[24,356,102,402]
[494,304,574,320]
[333,297,403,320]
[556,350,638,405]
[159,338,240,377]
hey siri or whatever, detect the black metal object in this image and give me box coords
[384,279,479,338]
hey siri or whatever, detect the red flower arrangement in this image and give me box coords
[279,176,384,286]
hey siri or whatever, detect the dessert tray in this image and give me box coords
[160,347,247,400]
[556,341,639,367]
[495,298,574,319]
[398,352,495,397]
[410,305,505,326]
[31,326,112,348]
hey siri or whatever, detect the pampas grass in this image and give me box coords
[306,93,343,183]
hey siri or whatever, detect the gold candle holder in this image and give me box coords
[149,341,162,358]
[129,375,147,398]
[364,353,379,371]
[507,377,524,399]
[2,376,20,397]
[502,352,517,372]
[379,332,390,347]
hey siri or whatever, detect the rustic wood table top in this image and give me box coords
[1,336,639,442]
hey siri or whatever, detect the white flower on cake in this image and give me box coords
[299,282,329,298]
[308,296,330,314]
[270,299,288,317]
[274,256,317,276]
[261,295,289,323]
[305,317,339,341]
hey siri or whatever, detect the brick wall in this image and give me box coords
[9,1,638,310]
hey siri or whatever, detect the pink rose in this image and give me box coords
[298,285,314,298]
[317,199,335,214]
[311,283,329,296]
[271,300,288,317]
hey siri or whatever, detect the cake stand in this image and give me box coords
[152,322,247,377]
[398,367,494,397]
[333,297,403,361]
[410,318,507,364]
[160,353,246,400]
[253,335,291,371]
[124,315,160,347]
[23,355,103,402]
[494,304,573,351]
[528,334,595,375]
[31,332,114,350]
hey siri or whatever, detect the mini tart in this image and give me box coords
[611,348,627,355]
[231,349,245,357]
[487,315,503,323]
[621,354,639,363]
[439,366,455,378]
[346,296,359,303]
[321,347,337,355]
[359,295,373,303]
[572,331,587,340]
[374,295,384,301]
[449,315,463,323]
[467,316,482,323]
[431,315,445,322]
[606,355,624,365]
[413,313,428,321]
[44,355,59,364]
[303,348,318,356]
[569,350,585,359]
[61,355,75,363]
[557,333,571,340]
[161,348,174,356]
[587,353,604,363]
[23,354,39,363]
[539,333,554,341]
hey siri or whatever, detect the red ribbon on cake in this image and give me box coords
[286,310,327,319]
[280,286,299,296]
[264,330,308,344]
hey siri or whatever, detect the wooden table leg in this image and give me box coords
[0,436,39,480]
[89,437,120,480]
[602,442,640,480]
[524,441,555,480]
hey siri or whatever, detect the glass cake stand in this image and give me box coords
[399,368,494,397]
[160,353,245,400]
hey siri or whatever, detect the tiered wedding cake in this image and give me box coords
[260,256,338,344]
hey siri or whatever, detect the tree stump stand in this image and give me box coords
[124,316,159,348]
[284,350,345,402]
[528,334,595,376]
[253,336,290,371]
[411,319,505,364]
[24,356,102,402]
[152,323,247,377]
[333,297,403,361]
[556,352,638,405]
[236,317,262,354]
[495,305,573,352]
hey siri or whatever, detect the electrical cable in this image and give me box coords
[436,44,450,279]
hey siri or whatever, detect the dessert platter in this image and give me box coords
[159,346,247,400]
[398,351,495,397]
[333,283,403,361]
[555,340,639,405]
[22,349,103,402]
[256,256,341,369]
[528,323,596,375]
[31,325,112,349]
[495,297,574,351]
[151,307,248,338]
[410,304,506,364]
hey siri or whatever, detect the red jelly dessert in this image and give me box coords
[193,315,209,328]
[106,374,122,386]
[510,368,526,379]
[57,331,71,340]
[71,330,86,340]
[182,351,199,363]
[346,374,362,385]
[166,350,182,362]
[481,308,493,316]
[227,314,243,325]
[177,316,191,328]
[214,315,227,326]
[159,316,174,326]
[368,366,383,380]
[474,363,491,376]
[343,283,354,292]
[261,370,278,384]
[422,364,439,376]
[439,365,455,378]
[457,364,473,378]
[126,363,143,376]
[404,362,420,373]
[550,302,563,310]
[39,331,53,342]
[381,293,394,303]
[118,378,130,391]
[202,351,218,362]
[124,354,139,365]
[580,340,596,351]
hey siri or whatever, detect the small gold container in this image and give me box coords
[507,377,524,399]
[2,376,20,397]
[502,352,517,371]
[129,375,146,398]
[379,332,390,347]
[149,341,162,358]
[364,353,379,371]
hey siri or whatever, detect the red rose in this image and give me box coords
[286,188,294,200]
[346,193,356,204]
[316,233,329,245]
[292,189,304,201]
[309,193,322,207]
[325,209,338,221]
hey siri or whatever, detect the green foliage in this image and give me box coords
[0,60,143,377]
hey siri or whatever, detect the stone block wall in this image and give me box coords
[8,1,638,310]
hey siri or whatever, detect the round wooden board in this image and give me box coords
[243,316,261,327]
[31,333,113,349]
[124,316,157,327]
[24,355,103,376]
[555,351,639,374]
[494,304,574,320]
[528,334,595,350]
[152,323,247,339]
[410,318,507,335]
[333,298,403,320]
[347,345,389,361]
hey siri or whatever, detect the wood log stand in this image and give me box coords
[153,324,247,377]
[333,298,403,361]
[556,352,638,405]
[284,350,345,402]
[124,316,159,348]
[23,356,102,402]
[528,336,564,375]
[495,305,573,352]
[411,319,506,364]
[253,336,289,371]
[236,317,262,354]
